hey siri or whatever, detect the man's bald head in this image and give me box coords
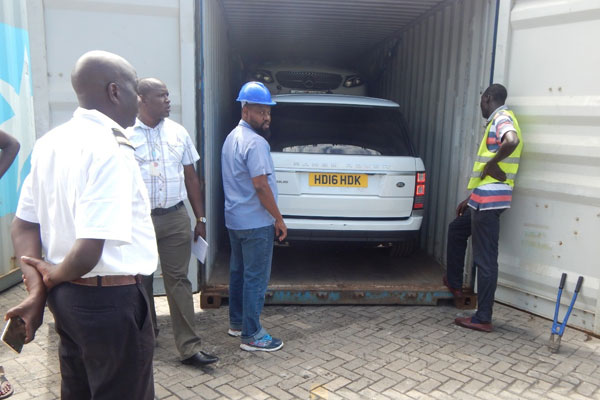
[137,77,171,128]
[71,50,139,128]
[137,78,165,97]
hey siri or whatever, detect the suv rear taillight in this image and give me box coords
[413,171,426,209]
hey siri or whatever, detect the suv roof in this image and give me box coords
[272,94,399,108]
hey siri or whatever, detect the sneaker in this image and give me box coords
[240,334,283,352]
[228,328,242,337]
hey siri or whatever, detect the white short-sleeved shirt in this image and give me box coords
[16,108,158,277]
[127,118,200,209]
[221,120,278,230]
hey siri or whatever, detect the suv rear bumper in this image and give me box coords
[285,229,419,242]
[282,216,422,242]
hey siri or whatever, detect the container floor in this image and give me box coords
[211,244,444,287]
[205,244,457,306]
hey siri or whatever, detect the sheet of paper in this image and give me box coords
[191,233,208,264]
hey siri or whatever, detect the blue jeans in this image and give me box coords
[228,225,274,343]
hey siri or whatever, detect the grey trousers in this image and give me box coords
[143,206,202,359]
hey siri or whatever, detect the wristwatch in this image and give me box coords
[197,217,207,224]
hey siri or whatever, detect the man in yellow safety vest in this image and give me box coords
[444,83,523,332]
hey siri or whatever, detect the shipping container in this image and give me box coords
[0,1,36,291]
[14,0,600,334]
[200,0,600,336]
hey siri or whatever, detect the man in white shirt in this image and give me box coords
[127,78,218,367]
[6,51,157,399]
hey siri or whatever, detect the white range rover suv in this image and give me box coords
[269,94,426,256]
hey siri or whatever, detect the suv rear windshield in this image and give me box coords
[269,103,415,156]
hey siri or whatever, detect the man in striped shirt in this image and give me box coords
[444,84,522,332]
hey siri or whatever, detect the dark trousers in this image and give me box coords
[446,207,504,323]
[47,281,155,400]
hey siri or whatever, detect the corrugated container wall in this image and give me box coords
[366,0,497,265]
[0,1,36,291]
[200,0,236,284]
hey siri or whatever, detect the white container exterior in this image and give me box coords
[24,0,198,292]
[8,0,599,334]
[0,1,36,290]
[493,0,600,334]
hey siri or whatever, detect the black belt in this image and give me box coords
[151,201,184,216]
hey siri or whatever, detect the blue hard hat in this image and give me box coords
[236,81,276,106]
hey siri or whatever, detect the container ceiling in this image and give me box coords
[220,0,448,67]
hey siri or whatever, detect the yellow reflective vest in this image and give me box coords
[467,109,523,190]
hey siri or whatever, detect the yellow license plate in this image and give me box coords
[309,173,368,187]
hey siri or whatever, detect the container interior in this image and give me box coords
[200,0,497,301]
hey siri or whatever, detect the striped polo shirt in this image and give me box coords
[468,105,517,211]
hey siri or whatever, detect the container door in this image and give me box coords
[34,0,197,293]
[0,2,36,291]
[493,0,600,334]
[200,0,236,288]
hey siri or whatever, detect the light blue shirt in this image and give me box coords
[222,120,278,230]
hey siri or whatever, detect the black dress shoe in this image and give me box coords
[181,351,219,366]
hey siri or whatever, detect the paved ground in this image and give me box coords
[1,283,599,399]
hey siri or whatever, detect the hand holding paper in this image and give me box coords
[191,232,208,264]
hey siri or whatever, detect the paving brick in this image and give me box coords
[287,385,311,399]
[344,376,372,393]
[263,385,294,400]
[405,359,428,372]
[439,368,471,383]
[547,392,577,400]
[397,368,429,383]
[466,369,494,384]
[239,385,270,399]
[440,378,466,395]
[462,379,487,395]
[190,384,221,399]
[214,384,246,399]
[204,374,236,389]
[392,378,420,394]
[368,377,397,393]
[336,388,369,400]
[382,388,415,399]
[482,377,511,395]
[321,357,347,371]
[359,387,392,399]
[507,379,531,395]
[322,376,350,392]
[414,378,442,393]
[331,366,362,381]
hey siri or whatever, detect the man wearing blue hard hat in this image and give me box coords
[221,81,287,352]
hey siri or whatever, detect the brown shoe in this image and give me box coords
[454,316,493,332]
[443,275,463,298]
